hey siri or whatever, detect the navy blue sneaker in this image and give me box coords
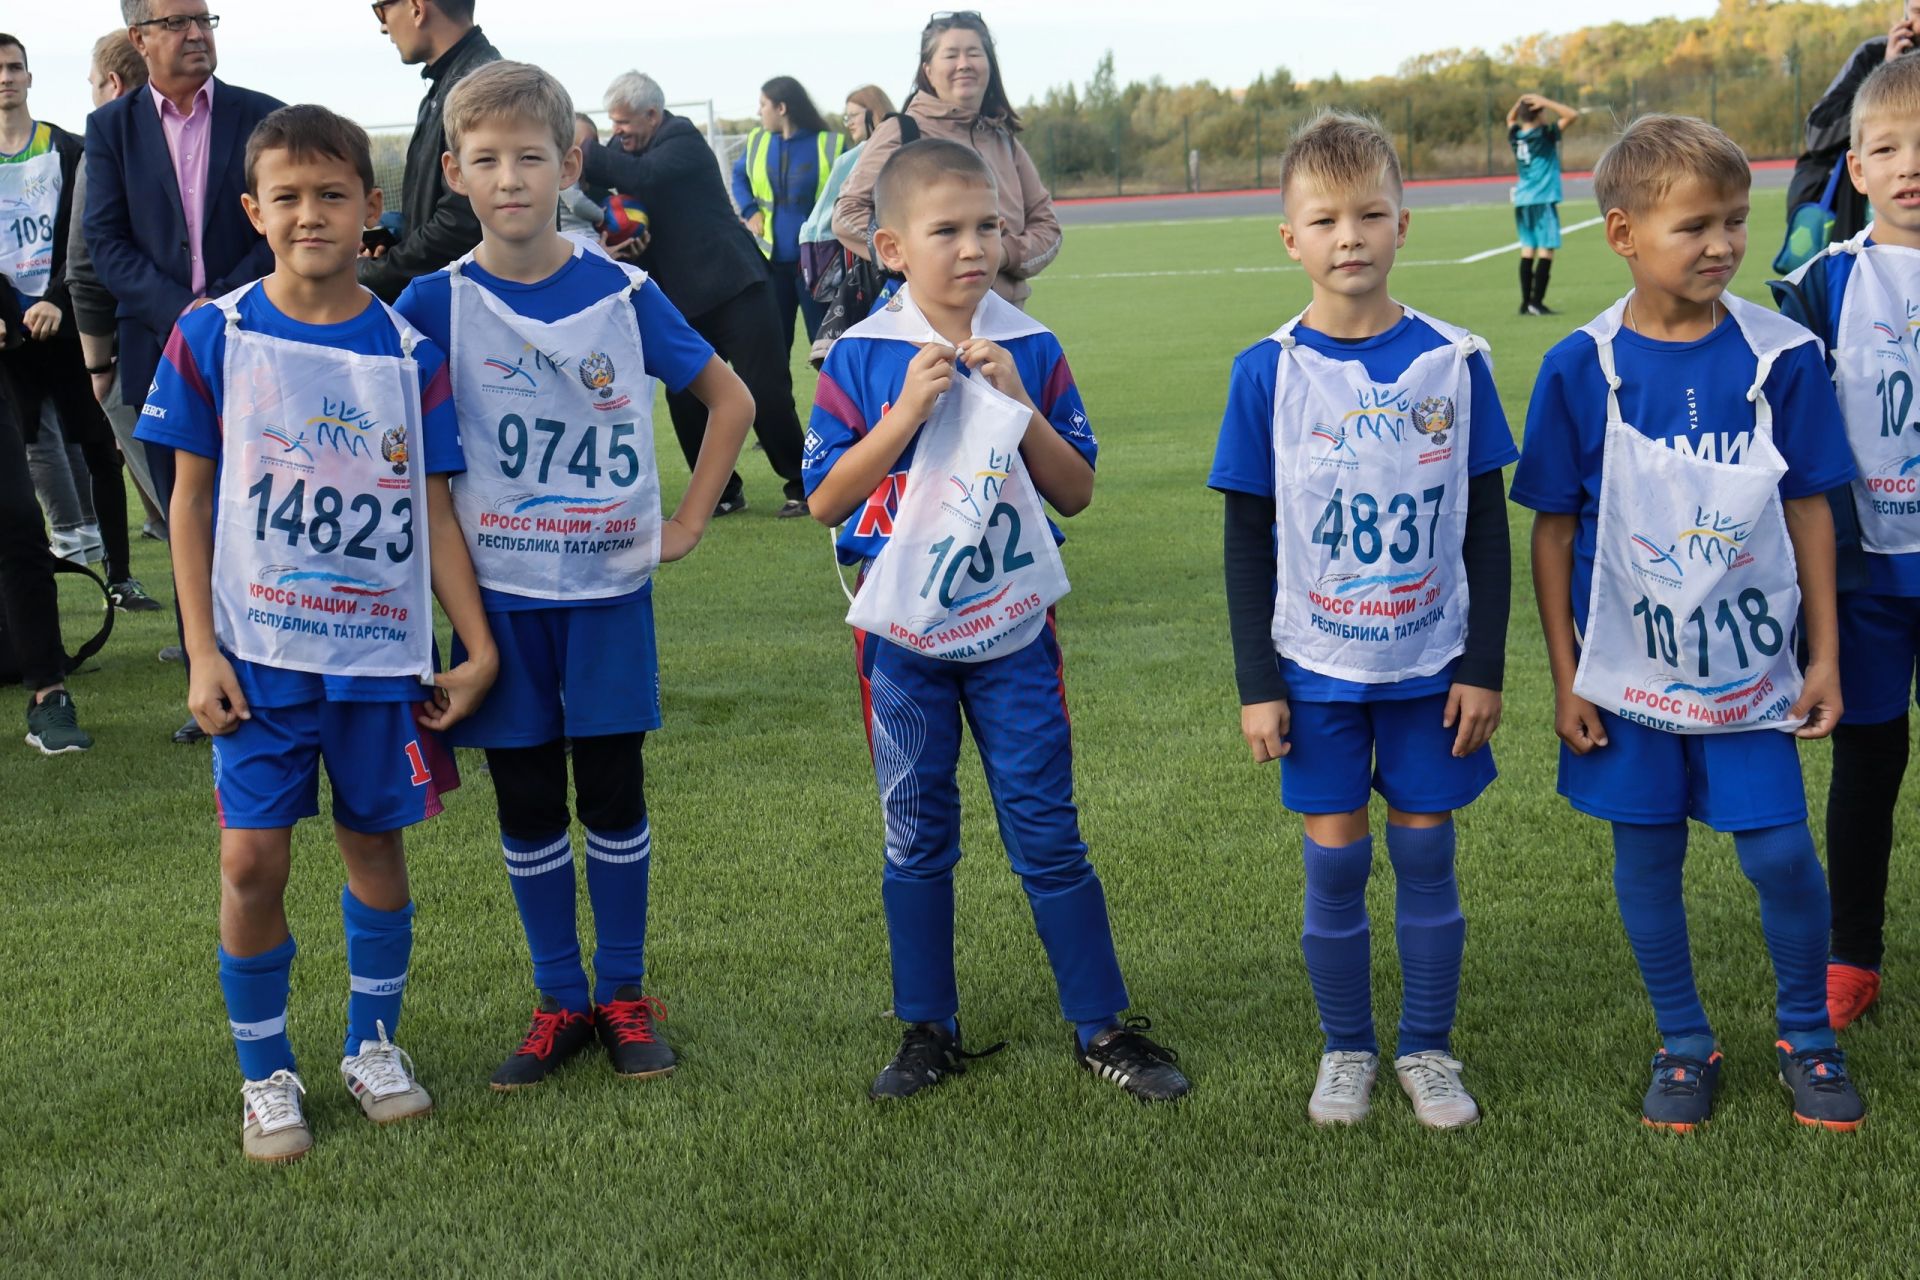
[1641,1047,1721,1132]
[1776,1040,1865,1131]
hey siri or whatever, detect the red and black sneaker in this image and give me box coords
[489,994,595,1091]
[595,986,677,1079]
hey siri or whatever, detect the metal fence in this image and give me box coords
[1027,59,1847,198]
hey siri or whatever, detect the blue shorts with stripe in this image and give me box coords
[1557,710,1806,832]
[1515,202,1561,250]
[448,597,662,748]
[212,699,459,832]
[1279,692,1496,815]
[1838,591,1920,724]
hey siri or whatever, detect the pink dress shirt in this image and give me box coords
[150,78,215,296]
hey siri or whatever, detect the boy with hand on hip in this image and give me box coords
[1514,115,1863,1132]
[806,139,1188,1103]
[1211,111,1515,1129]
[396,62,753,1090]
[138,105,497,1163]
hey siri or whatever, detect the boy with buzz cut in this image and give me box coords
[1772,55,1920,1034]
[1211,111,1516,1129]
[137,104,499,1163]
[1507,92,1579,316]
[395,62,753,1089]
[1514,114,1866,1132]
[805,138,1189,1103]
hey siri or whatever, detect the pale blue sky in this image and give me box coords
[6,0,1856,135]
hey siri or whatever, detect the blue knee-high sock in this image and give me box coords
[1302,835,1376,1054]
[1023,872,1130,1029]
[1611,821,1712,1045]
[1734,822,1836,1050]
[883,871,959,1025]
[342,888,414,1055]
[585,820,651,1005]
[220,936,297,1080]
[1387,822,1465,1056]
[502,829,588,1014]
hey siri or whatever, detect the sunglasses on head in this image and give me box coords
[926,9,986,28]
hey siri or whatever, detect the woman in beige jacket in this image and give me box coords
[831,11,1061,308]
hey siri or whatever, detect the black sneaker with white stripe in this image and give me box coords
[869,1020,1002,1100]
[1078,1017,1190,1102]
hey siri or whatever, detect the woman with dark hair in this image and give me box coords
[832,12,1061,309]
[731,75,847,350]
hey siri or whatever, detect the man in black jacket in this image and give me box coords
[362,0,500,302]
[1789,2,1920,246]
[584,72,809,517]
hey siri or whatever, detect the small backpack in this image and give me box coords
[0,551,115,686]
[810,114,922,369]
[1774,159,1846,275]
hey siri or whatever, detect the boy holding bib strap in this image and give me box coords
[1513,116,1865,1132]
[1212,113,1517,1130]
[1771,55,1920,1034]
[137,107,498,1163]
[396,64,753,1090]
[805,139,1189,1103]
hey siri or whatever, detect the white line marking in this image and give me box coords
[1055,214,1606,281]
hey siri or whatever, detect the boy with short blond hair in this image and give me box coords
[138,104,498,1162]
[1516,114,1865,1131]
[1772,53,1920,1033]
[1211,111,1515,1128]
[805,138,1189,1103]
[396,61,754,1089]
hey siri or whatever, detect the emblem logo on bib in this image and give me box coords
[1309,422,1358,470]
[481,351,544,396]
[1411,396,1453,446]
[260,427,315,467]
[578,351,631,410]
[381,426,409,476]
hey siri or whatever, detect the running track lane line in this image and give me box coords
[1053,215,1605,280]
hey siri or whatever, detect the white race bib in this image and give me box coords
[447,242,661,601]
[0,149,62,302]
[1571,294,1810,734]
[1269,306,1479,684]
[1830,230,1920,553]
[209,283,434,682]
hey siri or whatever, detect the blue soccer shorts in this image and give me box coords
[1515,202,1561,250]
[448,596,662,748]
[1837,590,1920,724]
[1557,710,1806,832]
[213,699,459,833]
[1280,692,1496,816]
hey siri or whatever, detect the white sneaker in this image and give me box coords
[1394,1050,1480,1129]
[241,1069,313,1163]
[1308,1050,1379,1125]
[340,1021,433,1124]
[47,527,92,565]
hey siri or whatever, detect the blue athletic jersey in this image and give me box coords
[1509,123,1562,206]
[1785,241,1920,596]
[135,287,465,708]
[396,249,716,613]
[804,330,1097,566]
[1511,316,1856,633]
[1208,313,1519,702]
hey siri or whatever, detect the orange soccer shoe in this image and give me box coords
[1826,963,1882,1033]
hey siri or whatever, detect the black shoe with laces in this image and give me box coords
[1077,1016,1190,1102]
[1777,1040,1865,1130]
[173,717,208,745]
[490,993,596,1090]
[713,492,749,518]
[1641,1047,1721,1131]
[595,986,677,1078]
[24,689,92,755]
[869,1019,1003,1100]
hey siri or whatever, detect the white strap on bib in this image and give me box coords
[449,236,650,304]
[1268,304,1488,362]
[217,280,425,357]
[841,282,1051,347]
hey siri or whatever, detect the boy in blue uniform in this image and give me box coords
[1212,112,1515,1129]
[805,139,1188,1102]
[1507,92,1580,316]
[1514,115,1865,1131]
[1772,55,1920,1032]
[396,63,753,1088]
[138,106,498,1162]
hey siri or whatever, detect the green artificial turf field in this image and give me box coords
[6,188,1920,1275]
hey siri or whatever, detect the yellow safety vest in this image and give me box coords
[744,128,846,258]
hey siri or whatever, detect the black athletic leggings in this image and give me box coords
[0,379,67,689]
[2,335,130,583]
[488,732,647,839]
[1826,714,1910,968]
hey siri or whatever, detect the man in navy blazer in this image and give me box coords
[83,0,282,411]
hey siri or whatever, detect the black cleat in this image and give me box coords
[595,987,677,1079]
[173,717,208,745]
[713,492,749,518]
[1077,1016,1190,1102]
[490,994,596,1090]
[869,1019,1004,1100]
